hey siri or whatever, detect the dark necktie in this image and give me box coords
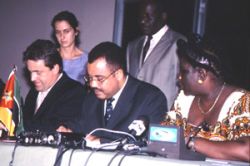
[104,97,114,124]
[142,35,152,62]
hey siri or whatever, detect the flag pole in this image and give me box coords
[13,65,17,72]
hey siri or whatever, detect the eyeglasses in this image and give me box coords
[84,69,118,84]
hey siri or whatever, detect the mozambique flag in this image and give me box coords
[0,66,23,137]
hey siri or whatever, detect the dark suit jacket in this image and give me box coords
[23,72,86,132]
[126,28,185,110]
[69,76,167,141]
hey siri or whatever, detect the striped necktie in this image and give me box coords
[104,97,114,124]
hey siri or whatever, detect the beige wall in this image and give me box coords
[0,0,116,97]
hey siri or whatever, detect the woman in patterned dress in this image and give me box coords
[161,34,250,162]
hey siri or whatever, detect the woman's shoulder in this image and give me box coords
[75,48,88,59]
[229,88,250,110]
[77,51,88,61]
[79,49,88,56]
[64,50,88,63]
[170,90,195,117]
[174,90,195,107]
[219,87,250,120]
[224,86,250,105]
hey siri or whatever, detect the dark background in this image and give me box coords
[206,0,250,90]
[121,0,196,48]
[122,0,250,90]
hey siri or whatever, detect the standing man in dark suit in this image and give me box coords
[22,39,86,132]
[63,42,167,144]
[126,0,185,110]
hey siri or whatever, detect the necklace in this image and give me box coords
[198,82,225,115]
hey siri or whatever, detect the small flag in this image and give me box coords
[0,66,24,137]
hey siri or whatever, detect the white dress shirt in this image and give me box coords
[35,73,63,114]
[143,25,168,62]
[104,76,128,115]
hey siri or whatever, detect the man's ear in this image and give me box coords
[52,64,60,74]
[115,69,124,81]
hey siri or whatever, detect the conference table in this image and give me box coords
[0,142,248,166]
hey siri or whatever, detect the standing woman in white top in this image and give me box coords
[51,11,88,84]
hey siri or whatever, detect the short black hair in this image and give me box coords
[23,39,63,72]
[88,42,127,73]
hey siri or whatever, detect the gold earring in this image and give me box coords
[178,75,182,80]
[198,79,203,84]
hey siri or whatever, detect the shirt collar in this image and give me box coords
[105,75,128,109]
[151,25,168,41]
[38,73,63,96]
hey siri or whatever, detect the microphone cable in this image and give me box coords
[107,139,148,166]
[106,150,124,166]
[117,149,139,166]
[87,128,136,142]
[83,141,121,166]
[67,138,86,166]
[186,122,204,150]
[83,127,143,166]
[67,148,77,166]
[9,141,19,166]
[53,145,71,166]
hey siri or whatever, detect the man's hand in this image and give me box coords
[85,134,101,148]
[56,125,72,133]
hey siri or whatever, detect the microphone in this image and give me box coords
[120,116,149,147]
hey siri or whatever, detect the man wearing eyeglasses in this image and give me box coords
[60,42,167,144]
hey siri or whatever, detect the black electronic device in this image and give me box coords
[17,131,85,148]
[17,131,62,147]
[146,124,205,160]
[60,132,85,149]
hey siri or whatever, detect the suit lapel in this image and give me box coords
[106,76,138,129]
[26,90,38,117]
[143,30,172,66]
[137,37,146,69]
[34,91,55,117]
[90,98,106,127]
[33,73,65,117]
[100,100,106,126]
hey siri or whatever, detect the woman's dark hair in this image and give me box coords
[177,34,228,79]
[51,10,80,47]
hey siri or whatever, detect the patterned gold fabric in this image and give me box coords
[161,90,250,141]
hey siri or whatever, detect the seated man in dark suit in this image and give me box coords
[22,39,86,132]
[60,42,167,144]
